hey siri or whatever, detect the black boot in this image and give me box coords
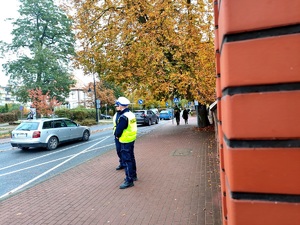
[119,181,134,189]
[116,165,124,170]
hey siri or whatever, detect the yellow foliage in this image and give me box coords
[66,0,216,105]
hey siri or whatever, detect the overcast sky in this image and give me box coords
[0,0,19,86]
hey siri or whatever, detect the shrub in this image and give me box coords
[71,108,89,121]
[55,108,73,118]
[55,107,95,122]
[79,119,98,126]
[0,112,18,123]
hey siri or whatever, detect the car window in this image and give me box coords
[53,120,67,128]
[64,120,78,127]
[16,122,39,131]
[150,109,158,114]
[43,121,52,129]
[134,111,144,115]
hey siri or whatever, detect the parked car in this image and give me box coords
[134,110,159,126]
[159,110,173,120]
[100,114,112,119]
[11,118,90,150]
[150,108,159,117]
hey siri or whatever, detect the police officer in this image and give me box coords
[114,97,138,189]
[113,102,125,170]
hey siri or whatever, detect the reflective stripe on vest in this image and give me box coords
[113,113,117,134]
[119,111,137,143]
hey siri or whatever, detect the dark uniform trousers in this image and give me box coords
[115,138,125,167]
[121,141,137,183]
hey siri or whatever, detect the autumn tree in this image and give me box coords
[28,88,61,117]
[65,0,215,106]
[0,0,76,103]
[84,80,116,108]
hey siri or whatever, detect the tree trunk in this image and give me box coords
[197,104,210,128]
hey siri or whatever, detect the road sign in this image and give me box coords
[166,102,169,106]
[96,99,101,109]
[173,98,179,103]
[138,99,143,105]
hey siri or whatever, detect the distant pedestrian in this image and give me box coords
[182,108,189,124]
[27,111,33,120]
[113,103,125,171]
[174,107,181,125]
[114,97,138,189]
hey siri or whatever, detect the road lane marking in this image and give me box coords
[0,136,111,200]
[0,143,114,177]
[0,136,111,171]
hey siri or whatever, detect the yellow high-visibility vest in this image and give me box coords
[119,111,137,143]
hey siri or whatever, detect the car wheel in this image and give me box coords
[148,119,151,126]
[47,136,58,150]
[156,118,159,124]
[82,130,90,141]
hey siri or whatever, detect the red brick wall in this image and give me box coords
[213,1,300,224]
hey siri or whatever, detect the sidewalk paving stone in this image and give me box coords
[0,116,222,225]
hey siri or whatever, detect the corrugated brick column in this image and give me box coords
[213,1,300,225]
[214,1,228,224]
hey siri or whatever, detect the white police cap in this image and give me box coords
[116,97,130,106]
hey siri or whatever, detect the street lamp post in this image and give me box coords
[93,73,99,123]
[89,58,99,123]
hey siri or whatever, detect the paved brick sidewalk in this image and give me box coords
[0,116,222,225]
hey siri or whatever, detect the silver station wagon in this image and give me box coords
[11,118,90,150]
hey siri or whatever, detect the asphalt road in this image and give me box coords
[0,120,168,200]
